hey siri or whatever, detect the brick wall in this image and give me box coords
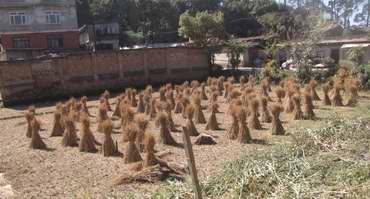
[0,31,80,49]
[0,47,210,105]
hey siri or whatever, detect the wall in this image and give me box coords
[0,0,78,34]
[1,31,80,49]
[0,47,210,106]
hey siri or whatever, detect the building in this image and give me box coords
[0,0,79,60]
[340,43,370,65]
[79,22,120,50]
[276,35,370,67]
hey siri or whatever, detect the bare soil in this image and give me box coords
[0,88,369,198]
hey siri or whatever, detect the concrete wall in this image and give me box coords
[0,47,210,105]
[0,0,78,33]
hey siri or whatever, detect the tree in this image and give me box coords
[258,8,310,40]
[326,0,364,29]
[289,16,326,83]
[355,1,370,27]
[178,11,226,46]
[225,40,248,69]
[348,47,365,66]
[76,0,92,26]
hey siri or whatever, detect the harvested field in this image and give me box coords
[0,78,369,198]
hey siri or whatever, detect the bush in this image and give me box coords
[124,31,144,46]
[359,64,370,88]
[261,59,293,84]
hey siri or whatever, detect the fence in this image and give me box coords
[0,47,209,106]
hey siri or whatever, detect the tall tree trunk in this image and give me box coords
[367,1,370,27]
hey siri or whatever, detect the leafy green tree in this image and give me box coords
[258,8,310,40]
[225,40,248,69]
[289,16,326,83]
[178,11,226,46]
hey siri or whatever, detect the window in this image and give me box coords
[13,37,30,48]
[9,12,27,25]
[47,36,63,49]
[46,11,61,24]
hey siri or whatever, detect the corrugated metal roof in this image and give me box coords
[319,37,370,45]
[341,43,370,48]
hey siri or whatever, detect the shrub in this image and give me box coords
[261,59,291,84]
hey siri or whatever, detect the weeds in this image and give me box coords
[151,117,370,198]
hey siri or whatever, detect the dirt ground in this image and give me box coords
[0,86,369,199]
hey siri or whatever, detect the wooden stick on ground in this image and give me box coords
[182,126,203,199]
